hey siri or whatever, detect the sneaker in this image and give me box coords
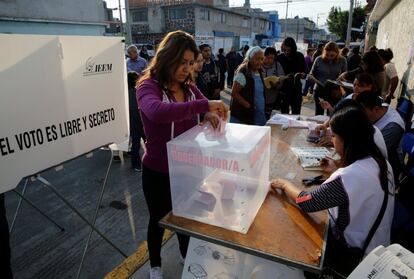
[149,267,163,279]
[133,166,142,172]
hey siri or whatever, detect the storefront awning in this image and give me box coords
[213,30,234,37]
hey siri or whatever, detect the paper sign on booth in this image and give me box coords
[0,34,129,193]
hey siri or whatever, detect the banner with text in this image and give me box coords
[0,34,129,193]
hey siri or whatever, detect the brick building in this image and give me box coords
[128,0,274,52]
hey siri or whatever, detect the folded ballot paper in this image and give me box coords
[348,244,414,279]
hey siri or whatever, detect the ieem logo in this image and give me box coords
[83,57,113,76]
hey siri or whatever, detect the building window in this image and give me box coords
[170,8,187,20]
[242,18,248,27]
[221,13,226,23]
[132,10,147,22]
[200,9,210,21]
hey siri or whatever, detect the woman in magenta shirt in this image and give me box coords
[136,30,227,279]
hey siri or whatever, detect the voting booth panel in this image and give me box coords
[0,34,129,193]
[167,123,271,234]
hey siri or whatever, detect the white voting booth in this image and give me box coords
[0,34,129,278]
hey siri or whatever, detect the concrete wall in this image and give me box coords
[0,20,105,35]
[376,0,414,93]
[0,0,105,22]
[194,7,250,38]
[0,0,106,35]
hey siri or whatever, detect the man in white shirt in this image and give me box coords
[378,49,399,103]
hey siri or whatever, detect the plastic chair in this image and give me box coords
[392,132,414,251]
[397,97,414,130]
[401,132,414,177]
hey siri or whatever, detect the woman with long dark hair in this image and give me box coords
[137,30,228,279]
[339,51,385,96]
[277,37,306,114]
[271,107,394,277]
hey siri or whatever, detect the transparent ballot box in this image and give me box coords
[167,123,270,234]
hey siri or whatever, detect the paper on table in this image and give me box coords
[306,115,330,124]
[267,114,313,129]
[291,147,332,171]
[348,245,414,279]
[386,244,414,270]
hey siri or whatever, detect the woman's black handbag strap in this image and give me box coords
[360,184,389,255]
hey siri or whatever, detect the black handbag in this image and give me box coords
[319,183,389,279]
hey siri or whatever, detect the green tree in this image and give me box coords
[327,6,366,41]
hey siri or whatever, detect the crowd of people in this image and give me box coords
[125,30,410,279]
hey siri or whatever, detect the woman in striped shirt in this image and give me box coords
[271,106,395,277]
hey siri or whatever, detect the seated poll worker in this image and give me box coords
[136,30,228,279]
[271,106,395,277]
[314,73,379,146]
[311,99,388,161]
[318,73,376,119]
[356,91,405,182]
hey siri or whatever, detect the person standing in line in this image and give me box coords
[0,193,13,279]
[216,48,227,91]
[338,51,385,95]
[226,47,238,88]
[127,45,148,73]
[347,47,362,72]
[277,37,307,115]
[312,43,324,61]
[230,46,267,126]
[262,46,284,118]
[340,47,349,59]
[309,41,347,115]
[139,45,150,62]
[136,30,228,279]
[236,45,249,68]
[199,44,221,100]
[378,48,399,103]
[128,71,146,172]
[303,48,315,97]
[192,52,208,96]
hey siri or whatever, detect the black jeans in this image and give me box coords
[313,87,327,116]
[0,194,13,279]
[280,92,302,115]
[227,68,235,87]
[142,165,189,267]
[130,113,145,169]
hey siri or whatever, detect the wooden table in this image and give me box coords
[160,125,328,273]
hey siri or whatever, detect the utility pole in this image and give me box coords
[316,13,325,28]
[296,20,299,42]
[345,0,354,48]
[124,0,132,44]
[118,0,124,38]
[284,0,290,38]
